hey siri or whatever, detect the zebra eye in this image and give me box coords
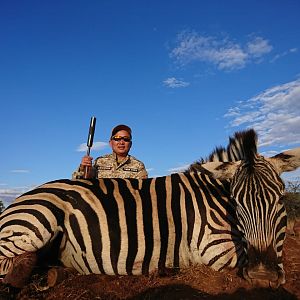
[278,196,284,205]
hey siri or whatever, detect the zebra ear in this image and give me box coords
[267,147,300,175]
[199,161,239,180]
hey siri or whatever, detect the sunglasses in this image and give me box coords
[112,136,132,142]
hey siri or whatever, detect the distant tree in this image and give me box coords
[283,178,300,229]
[0,199,5,214]
[286,177,300,194]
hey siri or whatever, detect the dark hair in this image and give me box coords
[111,124,132,138]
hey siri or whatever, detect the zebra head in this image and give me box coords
[197,129,300,288]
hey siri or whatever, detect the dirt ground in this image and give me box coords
[0,221,298,300]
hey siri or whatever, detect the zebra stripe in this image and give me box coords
[0,173,241,276]
[1,129,299,288]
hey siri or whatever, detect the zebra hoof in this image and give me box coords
[47,267,76,287]
[2,252,37,288]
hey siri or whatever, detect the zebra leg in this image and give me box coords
[2,252,37,288]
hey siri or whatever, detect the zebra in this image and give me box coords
[0,129,299,288]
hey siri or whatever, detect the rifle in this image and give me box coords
[83,116,96,179]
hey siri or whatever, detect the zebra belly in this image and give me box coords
[58,232,215,276]
[57,210,240,275]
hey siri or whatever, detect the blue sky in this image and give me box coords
[1,0,300,206]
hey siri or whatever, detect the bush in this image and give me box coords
[0,199,5,214]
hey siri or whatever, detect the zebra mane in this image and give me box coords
[187,129,258,172]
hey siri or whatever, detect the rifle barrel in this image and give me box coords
[87,116,96,155]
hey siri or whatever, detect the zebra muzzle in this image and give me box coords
[243,264,283,288]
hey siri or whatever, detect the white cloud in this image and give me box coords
[224,79,300,147]
[270,48,298,63]
[0,188,28,196]
[170,31,273,71]
[168,164,189,173]
[246,36,273,57]
[282,168,300,182]
[76,141,108,152]
[163,77,190,88]
[10,169,30,173]
[0,186,34,207]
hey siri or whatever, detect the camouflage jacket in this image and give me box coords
[72,153,148,179]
